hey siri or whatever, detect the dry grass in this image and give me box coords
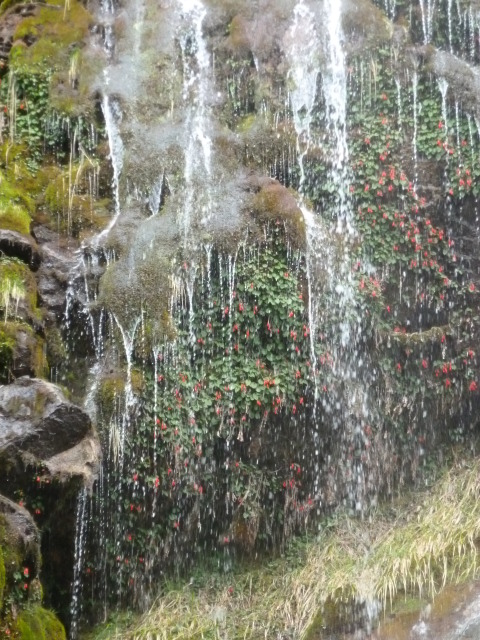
[86,459,480,640]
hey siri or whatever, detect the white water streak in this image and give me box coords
[419,0,437,44]
[70,488,88,640]
[178,0,213,239]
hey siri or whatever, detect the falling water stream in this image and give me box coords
[178,0,213,242]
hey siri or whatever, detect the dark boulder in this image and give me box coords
[0,377,101,486]
[0,229,41,271]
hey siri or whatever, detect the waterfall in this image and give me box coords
[285,0,372,513]
[178,0,213,242]
[413,71,419,186]
[285,0,321,400]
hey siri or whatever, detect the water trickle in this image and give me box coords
[419,0,437,45]
[412,71,419,186]
[178,0,213,241]
[285,1,321,388]
[70,488,89,640]
[383,0,396,20]
[110,313,141,465]
[447,0,453,53]
[286,0,318,189]
[98,95,123,242]
[324,0,350,217]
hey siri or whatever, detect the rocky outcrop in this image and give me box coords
[34,225,79,325]
[429,49,480,117]
[0,229,41,271]
[0,377,101,485]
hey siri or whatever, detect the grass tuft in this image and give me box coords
[84,459,480,640]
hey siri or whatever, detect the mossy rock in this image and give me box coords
[0,327,15,383]
[342,0,393,52]
[43,163,110,236]
[15,605,66,640]
[248,177,306,251]
[96,376,125,418]
[0,257,40,323]
[0,322,46,382]
[391,325,450,345]
[10,0,93,74]
[0,170,33,235]
[97,370,146,418]
[44,327,67,371]
[0,145,47,208]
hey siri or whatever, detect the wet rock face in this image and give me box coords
[0,229,41,271]
[0,494,40,577]
[0,377,96,468]
[33,225,79,324]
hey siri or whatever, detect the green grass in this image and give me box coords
[84,458,480,640]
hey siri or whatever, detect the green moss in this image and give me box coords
[43,162,109,236]
[0,321,46,382]
[16,605,66,640]
[0,203,31,235]
[392,325,450,345]
[0,327,15,383]
[45,327,67,370]
[236,113,257,133]
[97,377,125,417]
[11,1,93,74]
[0,170,33,234]
[0,517,22,586]
[250,182,306,250]
[0,145,47,206]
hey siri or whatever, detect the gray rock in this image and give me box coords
[0,229,41,271]
[34,225,79,324]
[9,327,39,379]
[0,378,100,484]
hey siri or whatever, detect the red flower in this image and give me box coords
[469,381,478,392]
[422,359,428,369]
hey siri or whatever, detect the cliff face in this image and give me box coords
[1,0,480,636]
